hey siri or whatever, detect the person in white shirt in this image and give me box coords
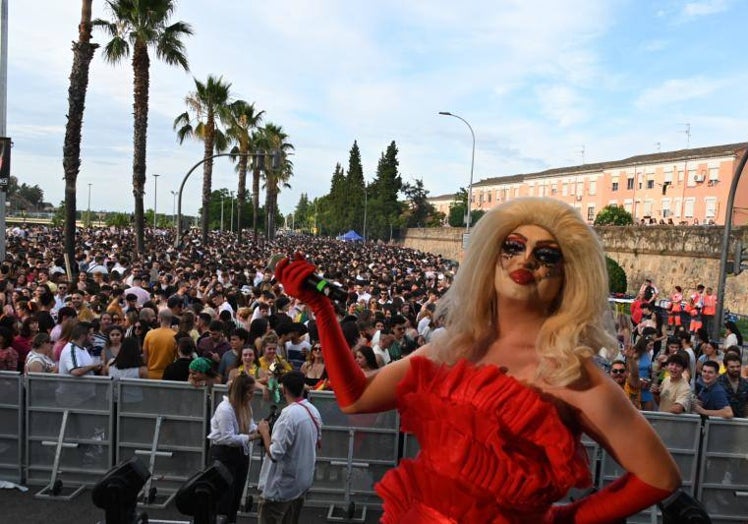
[258,371,322,524]
[207,373,258,523]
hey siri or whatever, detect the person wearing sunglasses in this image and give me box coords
[275,197,700,523]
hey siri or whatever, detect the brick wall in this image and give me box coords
[402,225,748,314]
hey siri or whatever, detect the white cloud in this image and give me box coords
[634,77,729,108]
[682,0,730,18]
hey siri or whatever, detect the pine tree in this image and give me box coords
[368,141,402,240]
[345,141,366,234]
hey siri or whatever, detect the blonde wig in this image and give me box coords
[433,197,617,386]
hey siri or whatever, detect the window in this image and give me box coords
[662,198,671,218]
[646,180,655,189]
[562,183,569,196]
[627,178,634,190]
[589,180,597,195]
[674,198,682,218]
[612,182,619,192]
[643,199,653,216]
[623,200,633,214]
[587,206,595,222]
[678,169,684,183]
[576,182,584,195]
[684,198,695,218]
[487,192,492,203]
[688,168,697,186]
[709,167,719,182]
[705,197,717,219]
[664,169,673,183]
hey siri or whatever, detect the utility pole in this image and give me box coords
[152,174,160,228]
[0,1,9,260]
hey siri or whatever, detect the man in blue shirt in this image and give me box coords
[694,360,733,419]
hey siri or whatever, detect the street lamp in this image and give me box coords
[87,183,92,226]
[363,187,367,241]
[439,111,476,234]
[152,174,160,228]
[230,191,234,233]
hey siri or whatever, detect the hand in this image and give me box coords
[274,253,324,306]
[257,420,270,438]
[650,383,660,394]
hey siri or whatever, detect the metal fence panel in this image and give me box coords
[699,418,748,523]
[116,379,207,501]
[25,373,114,488]
[307,391,399,507]
[0,371,23,483]
[600,412,701,523]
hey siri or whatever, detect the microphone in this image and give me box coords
[268,254,349,303]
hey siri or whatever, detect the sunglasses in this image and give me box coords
[501,237,564,266]
[610,369,626,375]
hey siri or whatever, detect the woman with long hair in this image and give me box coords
[207,373,258,523]
[300,343,326,387]
[275,197,687,522]
[724,320,743,349]
[107,337,148,402]
[354,345,379,376]
[53,318,78,362]
[102,325,125,368]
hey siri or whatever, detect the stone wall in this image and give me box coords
[402,225,748,314]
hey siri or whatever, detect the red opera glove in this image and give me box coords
[274,254,367,407]
[549,473,673,523]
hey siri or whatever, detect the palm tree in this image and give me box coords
[249,128,270,242]
[261,123,294,241]
[173,75,232,245]
[63,0,98,268]
[93,0,192,254]
[225,100,264,243]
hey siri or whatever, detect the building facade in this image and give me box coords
[431,142,748,226]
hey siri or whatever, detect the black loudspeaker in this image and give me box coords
[91,456,151,524]
[175,461,232,524]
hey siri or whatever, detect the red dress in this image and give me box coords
[376,356,591,523]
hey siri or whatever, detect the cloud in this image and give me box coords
[682,0,730,18]
[634,77,729,108]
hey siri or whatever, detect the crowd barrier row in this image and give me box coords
[1,371,746,523]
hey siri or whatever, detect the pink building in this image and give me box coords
[431,142,748,226]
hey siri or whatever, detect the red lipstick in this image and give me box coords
[509,269,534,285]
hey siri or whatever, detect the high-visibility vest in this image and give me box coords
[702,294,717,316]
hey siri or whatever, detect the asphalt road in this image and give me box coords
[0,486,383,524]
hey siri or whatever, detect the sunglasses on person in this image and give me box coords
[610,368,626,375]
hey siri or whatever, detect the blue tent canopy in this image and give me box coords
[337,230,364,242]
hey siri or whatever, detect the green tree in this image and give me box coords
[249,128,270,242]
[94,0,193,253]
[225,100,264,242]
[17,184,44,208]
[606,256,627,294]
[327,163,346,234]
[261,123,294,240]
[594,204,634,226]
[64,0,98,265]
[174,75,232,244]
[293,193,312,231]
[106,212,132,227]
[367,141,402,241]
[402,178,441,227]
[345,141,365,233]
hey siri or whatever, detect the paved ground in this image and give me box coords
[0,486,383,523]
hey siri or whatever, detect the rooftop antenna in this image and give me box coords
[655,141,661,153]
[679,123,691,149]
[578,145,586,165]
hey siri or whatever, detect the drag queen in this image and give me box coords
[276,198,685,523]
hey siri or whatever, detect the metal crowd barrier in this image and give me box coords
[115,378,208,509]
[0,371,23,484]
[9,374,748,522]
[25,373,114,500]
[699,418,748,523]
[307,391,399,522]
[599,412,702,523]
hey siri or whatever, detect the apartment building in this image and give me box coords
[431,142,748,226]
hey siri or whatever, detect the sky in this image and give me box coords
[5,0,748,218]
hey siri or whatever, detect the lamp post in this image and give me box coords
[439,111,475,234]
[152,174,160,228]
[87,183,92,226]
[230,191,234,233]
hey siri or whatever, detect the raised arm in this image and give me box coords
[275,254,413,413]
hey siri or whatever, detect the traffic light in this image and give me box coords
[733,240,748,275]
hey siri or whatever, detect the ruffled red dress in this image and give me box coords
[375,356,591,523]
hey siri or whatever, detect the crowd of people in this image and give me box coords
[608,277,747,419]
[0,213,743,522]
